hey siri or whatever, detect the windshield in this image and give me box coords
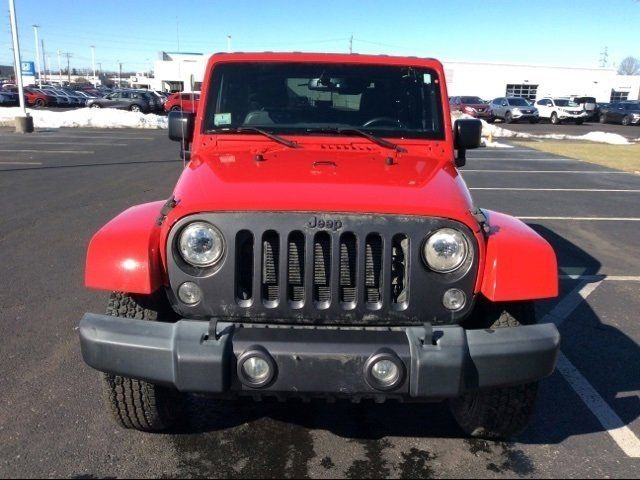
[460,96,484,104]
[204,62,444,139]
[555,99,579,107]
[507,98,529,106]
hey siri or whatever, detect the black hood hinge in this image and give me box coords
[157,196,179,226]
[471,208,491,234]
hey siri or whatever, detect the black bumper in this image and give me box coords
[79,314,560,399]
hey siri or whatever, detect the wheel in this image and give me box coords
[550,112,560,125]
[90,103,102,109]
[35,98,45,107]
[575,119,584,125]
[170,105,182,112]
[622,116,630,126]
[449,301,539,440]
[101,292,185,432]
[130,104,142,112]
[504,111,513,124]
[599,114,606,124]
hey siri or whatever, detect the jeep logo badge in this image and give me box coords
[308,216,343,231]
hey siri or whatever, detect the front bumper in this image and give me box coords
[79,313,560,399]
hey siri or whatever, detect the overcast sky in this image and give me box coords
[1,0,639,72]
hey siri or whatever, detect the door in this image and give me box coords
[536,99,552,119]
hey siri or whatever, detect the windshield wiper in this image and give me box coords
[308,127,404,152]
[235,126,300,149]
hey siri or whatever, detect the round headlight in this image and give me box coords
[178,222,224,267]
[423,228,469,273]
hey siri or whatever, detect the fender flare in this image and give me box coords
[480,210,558,301]
[85,201,165,294]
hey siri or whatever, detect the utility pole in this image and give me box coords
[9,0,32,131]
[41,39,47,84]
[63,52,72,84]
[118,61,123,88]
[57,50,62,84]
[349,35,353,54]
[90,45,96,87]
[33,25,42,87]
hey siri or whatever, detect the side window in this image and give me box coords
[121,92,131,99]
[110,92,120,100]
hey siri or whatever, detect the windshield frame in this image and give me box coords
[202,60,446,141]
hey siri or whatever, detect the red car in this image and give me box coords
[449,96,492,119]
[79,53,560,439]
[164,92,200,113]
[24,87,56,107]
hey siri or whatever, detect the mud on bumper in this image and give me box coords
[79,314,560,399]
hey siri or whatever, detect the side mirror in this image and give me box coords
[168,111,195,143]
[453,119,482,167]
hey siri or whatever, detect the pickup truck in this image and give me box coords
[79,52,560,439]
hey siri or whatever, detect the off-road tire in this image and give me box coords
[102,292,185,432]
[450,300,539,440]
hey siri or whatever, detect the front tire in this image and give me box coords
[550,112,560,125]
[101,292,185,432]
[450,301,539,439]
[504,111,513,124]
[622,116,631,126]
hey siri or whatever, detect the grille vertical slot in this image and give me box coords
[287,231,305,307]
[235,230,254,306]
[365,234,383,307]
[313,232,331,308]
[391,234,409,309]
[261,231,280,307]
[339,233,357,308]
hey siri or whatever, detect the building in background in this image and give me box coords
[152,52,206,92]
[0,64,15,82]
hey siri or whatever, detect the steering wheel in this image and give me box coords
[362,117,407,128]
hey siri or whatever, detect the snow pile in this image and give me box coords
[0,107,168,129]
[451,112,634,145]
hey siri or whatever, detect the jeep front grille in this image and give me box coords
[167,212,478,326]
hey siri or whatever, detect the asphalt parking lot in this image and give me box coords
[0,126,638,478]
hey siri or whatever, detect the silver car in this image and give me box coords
[489,96,540,124]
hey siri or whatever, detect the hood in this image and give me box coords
[167,139,478,229]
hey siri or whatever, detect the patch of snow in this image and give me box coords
[482,140,513,148]
[0,107,167,129]
[451,112,634,145]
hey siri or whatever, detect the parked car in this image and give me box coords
[164,92,200,113]
[79,52,560,440]
[599,102,640,126]
[134,90,163,112]
[489,96,539,123]
[24,87,56,107]
[449,96,491,120]
[569,96,598,120]
[41,88,71,107]
[0,91,20,106]
[535,98,588,125]
[87,90,154,112]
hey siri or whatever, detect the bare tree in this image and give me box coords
[618,56,640,75]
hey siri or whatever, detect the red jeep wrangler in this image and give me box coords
[80,53,560,439]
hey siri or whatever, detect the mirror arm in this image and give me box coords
[455,148,466,168]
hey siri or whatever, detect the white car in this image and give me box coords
[535,97,589,125]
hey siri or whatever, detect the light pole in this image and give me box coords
[9,0,32,132]
[57,49,62,85]
[90,45,96,87]
[33,25,42,87]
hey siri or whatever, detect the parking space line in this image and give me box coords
[560,274,640,281]
[543,280,640,458]
[0,142,128,147]
[0,161,42,165]
[518,217,640,221]
[463,170,631,174]
[472,188,640,193]
[0,149,95,154]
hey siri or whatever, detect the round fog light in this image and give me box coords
[242,357,271,383]
[178,281,202,305]
[237,348,276,388]
[443,288,466,311]
[371,360,400,385]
